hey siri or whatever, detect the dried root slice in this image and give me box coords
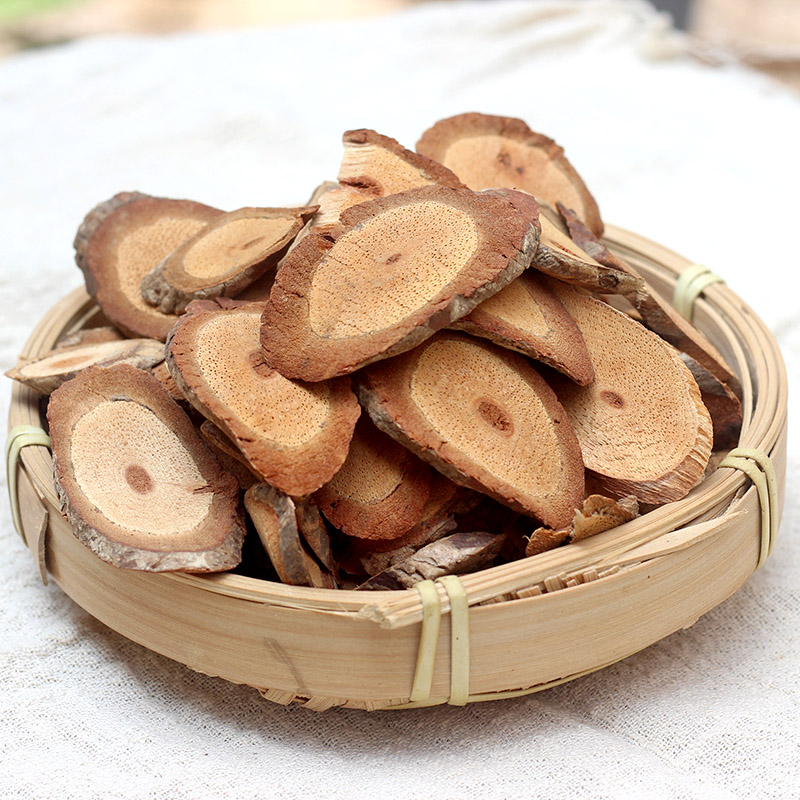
[308,129,465,234]
[452,270,594,385]
[338,128,464,196]
[358,332,585,528]
[262,185,540,381]
[244,484,335,588]
[55,326,124,350]
[47,364,244,572]
[549,281,713,504]
[680,353,742,451]
[525,494,639,556]
[6,338,165,395]
[416,112,603,236]
[74,192,224,340]
[559,203,739,390]
[167,303,360,496]
[140,206,316,315]
[357,531,506,590]
[314,417,433,541]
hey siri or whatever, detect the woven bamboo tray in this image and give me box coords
[6,225,787,711]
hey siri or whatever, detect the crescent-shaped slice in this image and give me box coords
[140,205,317,314]
[47,364,244,572]
[74,192,224,340]
[261,185,540,381]
[313,416,433,541]
[451,270,594,385]
[166,303,360,496]
[6,338,165,395]
[548,281,713,503]
[357,332,585,528]
[416,112,603,236]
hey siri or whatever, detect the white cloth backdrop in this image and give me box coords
[1,1,798,797]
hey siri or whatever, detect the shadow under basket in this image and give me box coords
[6,226,788,712]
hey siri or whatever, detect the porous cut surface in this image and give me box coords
[140,206,315,314]
[261,185,540,381]
[452,270,594,385]
[74,193,224,340]
[358,331,585,528]
[549,281,713,503]
[416,112,603,236]
[47,363,243,572]
[314,417,432,540]
[166,303,360,496]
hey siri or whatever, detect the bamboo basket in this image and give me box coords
[6,226,788,712]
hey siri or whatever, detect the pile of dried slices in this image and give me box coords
[7,113,742,590]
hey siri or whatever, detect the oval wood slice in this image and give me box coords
[548,280,713,503]
[357,331,585,528]
[314,416,433,541]
[166,303,360,496]
[416,112,603,236]
[452,269,594,385]
[243,484,335,588]
[261,185,541,381]
[47,363,244,572]
[74,192,224,340]
[558,202,739,391]
[140,205,317,315]
[6,337,165,395]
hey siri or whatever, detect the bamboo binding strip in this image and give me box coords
[6,225,788,710]
[672,263,726,321]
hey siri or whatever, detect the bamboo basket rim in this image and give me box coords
[7,224,789,634]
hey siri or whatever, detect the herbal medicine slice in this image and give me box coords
[358,332,585,529]
[74,192,224,340]
[167,303,360,496]
[549,281,713,503]
[452,270,594,385]
[261,185,540,381]
[47,363,244,572]
[313,416,433,541]
[416,112,603,236]
[140,205,317,315]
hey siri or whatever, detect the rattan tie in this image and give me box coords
[719,447,778,569]
[6,424,52,541]
[673,263,725,320]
